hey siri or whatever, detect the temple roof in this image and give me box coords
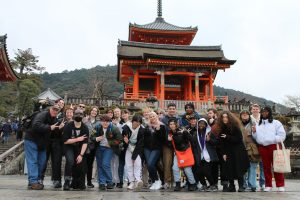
[0,34,18,81]
[118,40,235,64]
[130,17,198,32]
[36,88,62,101]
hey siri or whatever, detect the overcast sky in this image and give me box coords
[1,0,299,104]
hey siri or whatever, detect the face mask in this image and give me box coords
[74,116,82,122]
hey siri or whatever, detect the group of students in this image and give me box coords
[24,100,287,193]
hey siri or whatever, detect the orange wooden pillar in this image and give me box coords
[133,69,139,99]
[187,76,192,100]
[184,76,188,100]
[195,73,200,102]
[209,73,214,101]
[159,71,165,108]
[156,76,160,98]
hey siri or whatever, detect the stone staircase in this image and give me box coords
[0,136,18,155]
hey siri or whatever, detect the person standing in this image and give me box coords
[240,110,261,192]
[180,103,200,127]
[252,106,286,192]
[250,103,266,190]
[144,112,166,190]
[24,105,62,190]
[1,119,12,144]
[84,106,100,188]
[161,103,179,189]
[92,114,123,190]
[62,109,88,191]
[168,118,196,192]
[191,118,219,192]
[122,114,144,190]
[217,111,249,192]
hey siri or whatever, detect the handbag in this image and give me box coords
[273,141,291,173]
[172,140,195,168]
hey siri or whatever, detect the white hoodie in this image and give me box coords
[252,119,286,146]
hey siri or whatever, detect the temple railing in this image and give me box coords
[0,141,24,172]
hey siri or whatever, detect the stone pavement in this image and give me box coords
[0,176,300,200]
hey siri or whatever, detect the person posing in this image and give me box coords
[250,103,266,190]
[240,110,261,192]
[168,118,196,191]
[207,108,223,188]
[191,118,219,192]
[41,99,66,188]
[252,106,286,192]
[111,107,122,186]
[122,114,144,190]
[161,103,179,189]
[117,109,132,188]
[24,105,62,190]
[144,111,166,190]
[180,103,201,127]
[92,114,123,190]
[62,109,88,191]
[217,111,249,192]
[84,106,100,188]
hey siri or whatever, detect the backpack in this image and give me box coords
[21,111,41,131]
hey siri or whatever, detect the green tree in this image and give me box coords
[10,48,44,117]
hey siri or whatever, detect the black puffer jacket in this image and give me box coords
[25,110,57,150]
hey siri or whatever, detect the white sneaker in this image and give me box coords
[150,182,157,190]
[136,180,143,189]
[127,182,135,190]
[278,187,285,192]
[154,180,162,190]
[264,187,272,192]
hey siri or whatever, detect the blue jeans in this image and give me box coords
[24,140,46,184]
[259,161,265,187]
[247,162,259,189]
[173,155,196,184]
[144,148,161,181]
[96,146,113,185]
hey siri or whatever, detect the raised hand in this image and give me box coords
[50,122,59,131]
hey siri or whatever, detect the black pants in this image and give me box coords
[196,160,214,186]
[118,150,126,183]
[42,139,63,181]
[228,177,244,188]
[64,145,86,187]
[86,148,96,183]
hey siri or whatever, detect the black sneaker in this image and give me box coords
[207,185,218,192]
[199,185,208,192]
[251,188,256,192]
[53,181,62,188]
[99,184,106,191]
[87,182,94,188]
[188,184,197,191]
[106,183,115,189]
[228,185,236,192]
[116,182,123,188]
[174,182,181,192]
[63,181,71,191]
[222,184,229,192]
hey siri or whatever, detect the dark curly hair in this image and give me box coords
[216,111,241,135]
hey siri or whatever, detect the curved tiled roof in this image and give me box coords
[0,34,18,81]
[130,17,197,32]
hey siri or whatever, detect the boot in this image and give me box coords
[222,184,229,192]
[174,182,181,191]
[188,183,197,191]
[63,180,71,191]
[228,184,236,192]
